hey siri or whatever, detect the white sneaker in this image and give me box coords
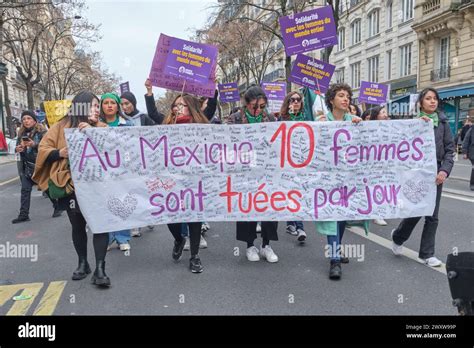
[201,222,210,233]
[391,229,403,256]
[373,219,388,226]
[131,228,141,237]
[286,225,297,236]
[256,222,262,232]
[119,243,131,251]
[246,246,260,261]
[260,245,278,263]
[296,229,307,242]
[183,237,190,251]
[424,257,442,267]
[199,235,207,249]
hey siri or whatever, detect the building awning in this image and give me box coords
[389,94,409,104]
[438,84,474,100]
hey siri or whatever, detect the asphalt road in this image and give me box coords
[0,160,473,315]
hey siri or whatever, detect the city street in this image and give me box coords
[0,157,472,316]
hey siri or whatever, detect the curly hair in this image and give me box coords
[324,83,353,112]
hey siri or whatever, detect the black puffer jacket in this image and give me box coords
[462,127,474,161]
[435,112,455,175]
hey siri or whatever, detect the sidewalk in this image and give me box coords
[0,154,16,165]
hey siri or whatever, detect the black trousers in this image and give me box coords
[18,174,56,217]
[65,194,108,263]
[392,183,443,259]
[236,221,278,244]
[168,222,201,256]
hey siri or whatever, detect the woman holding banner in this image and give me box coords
[162,93,209,273]
[391,87,454,267]
[227,86,279,263]
[316,83,362,280]
[100,93,133,252]
[278,91,308,243]
[32,91,112,287]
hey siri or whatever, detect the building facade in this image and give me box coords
[330,0,418,116]
[413,0,474,135]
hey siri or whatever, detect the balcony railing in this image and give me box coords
[423,0,441,15]
[430,65,450,81]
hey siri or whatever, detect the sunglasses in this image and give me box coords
[289,97,302,103]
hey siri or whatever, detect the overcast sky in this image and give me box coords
[84,0,216,111]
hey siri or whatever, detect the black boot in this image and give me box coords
[52,208,63,218]
[91,260,111,287]
[72,257,91,280]
[329,261,342,280]
[12,215,30,224]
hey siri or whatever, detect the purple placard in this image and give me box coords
[288,54,335,94]
[262,82,287,113]
[149,34,216,97]
[218,83,240,103]
[358,81,389,104]
[164,36,217,84]
[261,82,287,100]
[120,82,130,95]
[279,6,338,57]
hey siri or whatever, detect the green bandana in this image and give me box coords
[289,112,305,121]
[418,111,439,127]
[245,109,263,123]
[106,116,120,127]
[101,92,121,106]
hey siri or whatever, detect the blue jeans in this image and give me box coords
[326,221,346,262]
[109,230,131,245]
[180,223,189,237]
[287,221,304,230]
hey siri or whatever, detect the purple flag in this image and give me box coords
[288,54,335,94]
[279,6,338,57]
[218,83,240,103]
[261,82,287,113]
[119,82,130,95]
[358,81,389,104]
[149,34,216,97]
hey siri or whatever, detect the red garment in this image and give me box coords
[176,115,193,124]
[0,130,7,151]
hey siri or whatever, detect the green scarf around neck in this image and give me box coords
[245,109,263,123]
[289,112,305,121]
[418,111,439,127]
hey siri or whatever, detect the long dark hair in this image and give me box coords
[417,87,441,113]
[280,91,304,121]
[369,106,385,121]
[243,85,267,105]
[163,94,209,124]
[61,91,99,128]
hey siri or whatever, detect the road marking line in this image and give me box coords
[347,226,447,275]
[0,282,44,315]
[33,281,67,315]
[0,177,19,186]
[441,193,474,203]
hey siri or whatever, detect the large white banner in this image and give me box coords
[65,120,438,233]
